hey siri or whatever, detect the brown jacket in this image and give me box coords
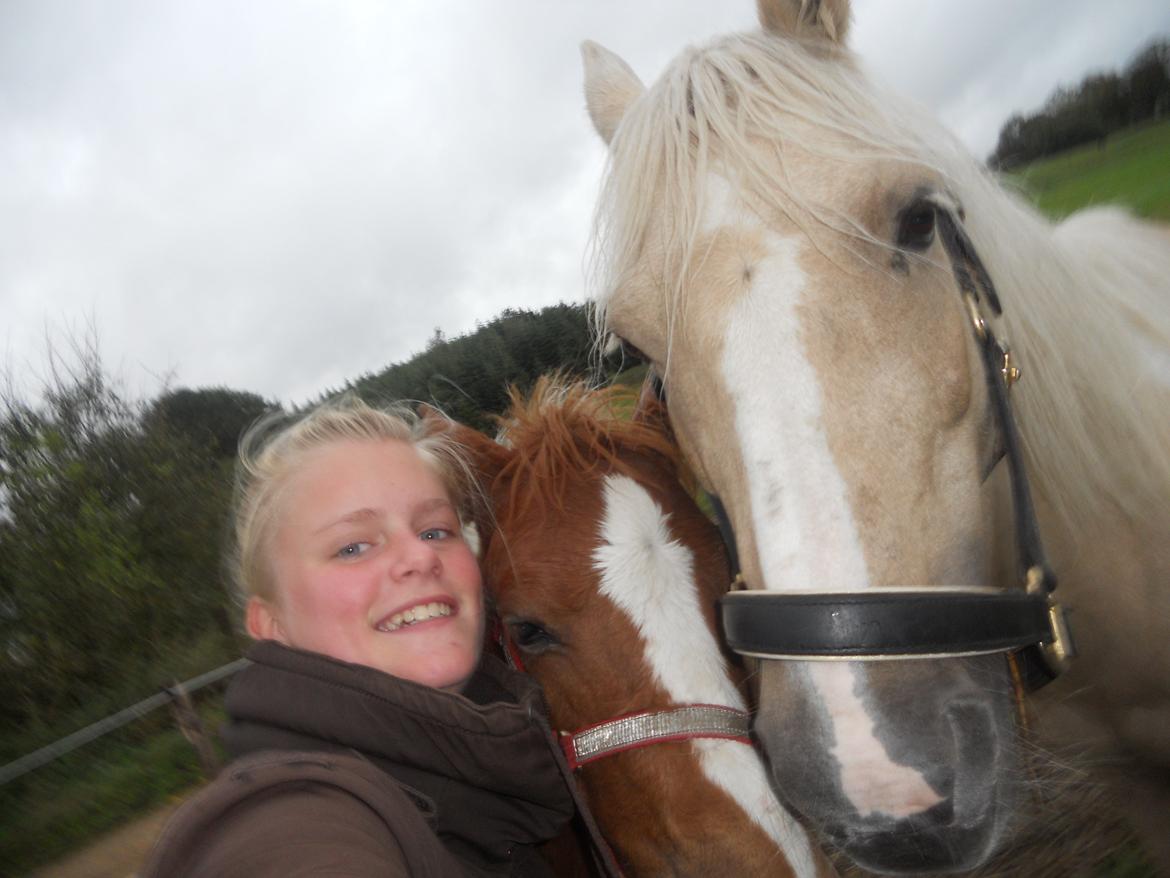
[142,641,577,877]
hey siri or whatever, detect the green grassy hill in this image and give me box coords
[1007,119,1170,220]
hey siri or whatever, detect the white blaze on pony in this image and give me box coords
[593,474,820,878]
[582,0,1170,872]
[594,475,739,703]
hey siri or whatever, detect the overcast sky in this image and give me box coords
[3,0,1167,407]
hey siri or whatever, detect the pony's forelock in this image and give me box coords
[490,376,682,525]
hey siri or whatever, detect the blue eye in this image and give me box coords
[420,528,452,542]
[336,542,370,558]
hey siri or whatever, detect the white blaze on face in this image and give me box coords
[718,218,870,594]
[809,663,943,818]
[593,475,819,878]
[710,180,940,819]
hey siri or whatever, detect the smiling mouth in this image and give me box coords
[376,601,453,632]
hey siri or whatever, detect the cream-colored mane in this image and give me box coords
[590,28,1170,529]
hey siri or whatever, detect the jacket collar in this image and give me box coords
[223,641,574,865]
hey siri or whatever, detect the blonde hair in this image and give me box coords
[230,395,475,604]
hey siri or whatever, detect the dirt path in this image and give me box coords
[27,801,182,878]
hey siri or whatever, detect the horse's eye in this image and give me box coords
[896,201,937,251]
[509,619,559,654]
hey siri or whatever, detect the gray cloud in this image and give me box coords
[2,0,1165,405]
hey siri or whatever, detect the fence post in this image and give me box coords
[166,680,221,779]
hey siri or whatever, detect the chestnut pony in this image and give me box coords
[582,0,1170,872]
[447,378,835,878]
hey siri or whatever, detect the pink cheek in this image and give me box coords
[465,560,484,587]
[452,548,483,580]
[295,572,375,616]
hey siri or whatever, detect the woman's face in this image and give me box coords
[249,438,484,691]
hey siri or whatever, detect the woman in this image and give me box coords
[143,398,577,877]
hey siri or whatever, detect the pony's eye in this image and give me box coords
[896,201,937,251]
[509,619,559,654]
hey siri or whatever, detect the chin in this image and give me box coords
[409,650,481,692]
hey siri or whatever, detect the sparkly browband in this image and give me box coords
[559,704,752,771]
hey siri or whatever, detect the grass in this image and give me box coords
[1007,119,1170,220]
[610,361,649,390]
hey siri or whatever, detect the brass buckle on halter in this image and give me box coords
[966,292,1022,390]
[1000,346,1021,388]
[963,291,988,342]
[1025,566,1074,676]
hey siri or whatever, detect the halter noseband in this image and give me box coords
[636,206,1075,690]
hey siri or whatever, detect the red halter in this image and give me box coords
[558,703,752,772]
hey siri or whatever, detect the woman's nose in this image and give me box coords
[388,534,440,580]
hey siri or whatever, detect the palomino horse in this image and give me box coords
[581,0,1170,873]
[446,378,836,878]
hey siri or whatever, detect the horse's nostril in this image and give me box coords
[947,700,999,825]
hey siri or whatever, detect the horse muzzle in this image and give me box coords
[827,698,1005,874]
[753,656,1017,875]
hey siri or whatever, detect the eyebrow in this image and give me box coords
[415,498,457,517]
[314,507,380,535]
[313,499,456,535]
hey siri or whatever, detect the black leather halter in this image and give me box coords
[634,206,1075,691]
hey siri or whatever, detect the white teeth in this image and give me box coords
[376,601,452,632]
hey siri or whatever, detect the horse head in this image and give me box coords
[445,378,835,877]
[583,1,1042,870]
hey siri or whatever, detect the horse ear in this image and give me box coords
[757,0,851,45]
[581,40,645,145]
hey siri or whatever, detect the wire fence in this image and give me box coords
[0,658,249,787]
